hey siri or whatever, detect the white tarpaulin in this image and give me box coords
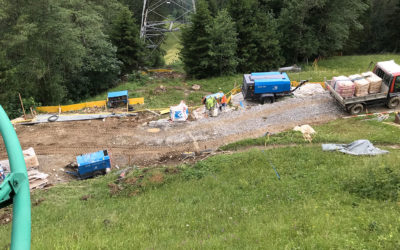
[322,140,388,155]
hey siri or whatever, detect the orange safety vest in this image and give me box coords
[221,95,227,104]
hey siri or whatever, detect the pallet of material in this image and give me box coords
[0,147,39,173]
[361,71,383,94]
[333,76,355,98]
[28,169,49,190]
[349,74,369,97]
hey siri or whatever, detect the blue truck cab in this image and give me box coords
[242,72,293,104]
[67,150,111,179]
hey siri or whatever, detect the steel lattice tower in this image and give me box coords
[140,0,196,49]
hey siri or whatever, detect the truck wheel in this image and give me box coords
[387,97,400,109]
[349,104,364,115]
[261,97,273,104]
[93,171,104,178]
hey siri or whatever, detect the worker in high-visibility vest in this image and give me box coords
[206,97,216,111]
[220,95,227,111]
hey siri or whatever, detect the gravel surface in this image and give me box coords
[136,91,344,146]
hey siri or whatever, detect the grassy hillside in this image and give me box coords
[1,117,400,249]
[289,54,400,82]
[84,54,400,110]
[161,31,182,65]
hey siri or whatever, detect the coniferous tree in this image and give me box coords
[111,8,145,75]
[0,0,123,116]
[228,0,283,72]
[278,0,368,63]
[180,0,213,78]
[207,9,238,76]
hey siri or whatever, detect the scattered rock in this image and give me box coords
[192,84,201,91]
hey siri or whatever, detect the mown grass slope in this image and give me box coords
[161,31,182,65]
[221,116,400,150]
[1,117,399,249]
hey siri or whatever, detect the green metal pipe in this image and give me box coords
[0,106,31,250]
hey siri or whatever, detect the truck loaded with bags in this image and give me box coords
[326,60,400,115]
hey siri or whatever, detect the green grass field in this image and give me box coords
[84,54,400,110]
[221,115,400,151]
[1,117,399,249]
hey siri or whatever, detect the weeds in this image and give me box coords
[344,165,400,201]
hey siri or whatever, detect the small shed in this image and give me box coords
[107,90,128,108]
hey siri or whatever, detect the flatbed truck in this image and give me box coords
[326,60,400,115]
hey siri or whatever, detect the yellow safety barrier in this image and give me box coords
[141,69,173,75]
[36,98,144,113]
[128,97,145,105]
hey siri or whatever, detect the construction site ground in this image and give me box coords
[0,91,396,184]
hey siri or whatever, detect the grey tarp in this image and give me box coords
[322,139,388,155]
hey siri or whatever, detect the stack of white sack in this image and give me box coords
[349,74,369,97]
[361,71,383,94]
[333,76,355,98]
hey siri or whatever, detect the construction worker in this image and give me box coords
[220,95,227,111]
[205,97,218,116]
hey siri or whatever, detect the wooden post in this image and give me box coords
[18,93,27,120]
[30,107,35,119]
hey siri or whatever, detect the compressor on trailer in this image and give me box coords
[242,71,308,104]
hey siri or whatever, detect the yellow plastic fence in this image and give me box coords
[36,98,144,113]
[141,69,173,75]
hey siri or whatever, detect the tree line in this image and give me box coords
[1,0,400,117]
[181,0,400,78]
[0,0,163,117]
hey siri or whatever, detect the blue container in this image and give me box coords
[76,150,110,177]
[251,72,291,94]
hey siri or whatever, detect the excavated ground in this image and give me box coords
[0,92,393,184]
